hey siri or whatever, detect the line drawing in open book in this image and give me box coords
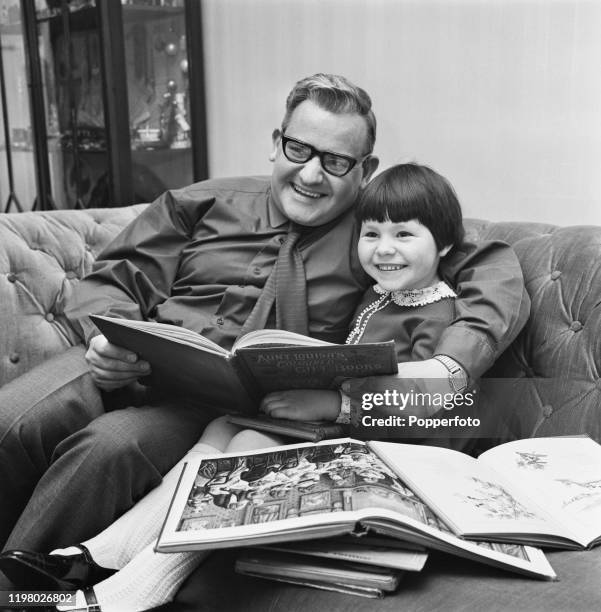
[515,451,548,470]
[555,478,601,509]
[460,477,540,520]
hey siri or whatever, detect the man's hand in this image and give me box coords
[260,390,341,422]
[85,334,151,391]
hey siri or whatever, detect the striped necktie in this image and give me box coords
[239,223,308,336]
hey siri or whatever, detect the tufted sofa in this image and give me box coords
[1,206,600,444]
[1,206,601,611]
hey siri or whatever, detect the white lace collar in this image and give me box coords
[373,280,457,307]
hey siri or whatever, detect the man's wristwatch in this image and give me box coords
[433,355,468,393]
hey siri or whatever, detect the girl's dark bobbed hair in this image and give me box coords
[355,163,465,251]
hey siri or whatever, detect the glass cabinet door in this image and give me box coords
[1,0,206,212]
[34,0,109,209]
[0,0,37,211]
[121,0,193,201]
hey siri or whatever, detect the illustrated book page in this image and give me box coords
[370,437,597,548]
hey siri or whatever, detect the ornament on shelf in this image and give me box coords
[171,92,191,149]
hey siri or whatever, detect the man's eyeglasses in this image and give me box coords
[281,134,369,177]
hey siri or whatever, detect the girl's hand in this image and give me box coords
[260,390,341,422]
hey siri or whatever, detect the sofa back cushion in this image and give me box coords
[463,221,601,443]
[1,209,600,443]
[0,206,146,386]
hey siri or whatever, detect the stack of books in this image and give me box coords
[157,436,601,597]
[236,536,428,598]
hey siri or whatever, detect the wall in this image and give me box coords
[201,0,601,226]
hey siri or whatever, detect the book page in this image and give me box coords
[158,438,447,550]
[369,441,570,543]
[232,328,335,351]
[478,436,601,546]
[91,315,227,354]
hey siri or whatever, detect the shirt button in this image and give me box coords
[45,313,55,322]
[9,353,20,364]
[216,317,224,325]
[7,273,17,283]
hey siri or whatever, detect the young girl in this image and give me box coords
[0,163,469,612]
[261,162,466,427]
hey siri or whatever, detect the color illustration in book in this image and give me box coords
[460,477,540,521]
[177,442,449,533]
[474,541,529,561]
[515,451,547,470]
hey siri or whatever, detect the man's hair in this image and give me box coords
[282,73,377,154]
[355,163,465,252]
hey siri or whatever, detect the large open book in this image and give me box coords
[152,437,601,580]
[90,315,397,414]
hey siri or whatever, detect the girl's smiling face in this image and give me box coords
[358,218,451,291]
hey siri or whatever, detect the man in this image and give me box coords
[0,73,528,563]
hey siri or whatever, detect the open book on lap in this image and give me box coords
[152,436,601,580]
[90,315,397,414]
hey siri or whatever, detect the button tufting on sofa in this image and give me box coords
[9,353,20,364]
[550,270,561,280]
[569,321,583,332]
[7,273,17,283]
[542,404,554,418]
[45,313,55,322]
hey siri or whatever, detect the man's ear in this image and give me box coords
[439,244,453,257]
[269,129,281,162]
[360,155,379,188]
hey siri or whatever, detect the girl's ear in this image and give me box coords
[439,244,453,257]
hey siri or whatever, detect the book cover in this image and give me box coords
[235,550,403,597]
[263,537,428,571]
[226,415,346,442]
[90,315,397,414]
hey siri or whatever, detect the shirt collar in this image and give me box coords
[266,185,289,228]
[373,280,457,307]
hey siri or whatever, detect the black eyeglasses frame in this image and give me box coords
[280,133,369,177]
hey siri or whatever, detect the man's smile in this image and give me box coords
[290,183,324,199]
